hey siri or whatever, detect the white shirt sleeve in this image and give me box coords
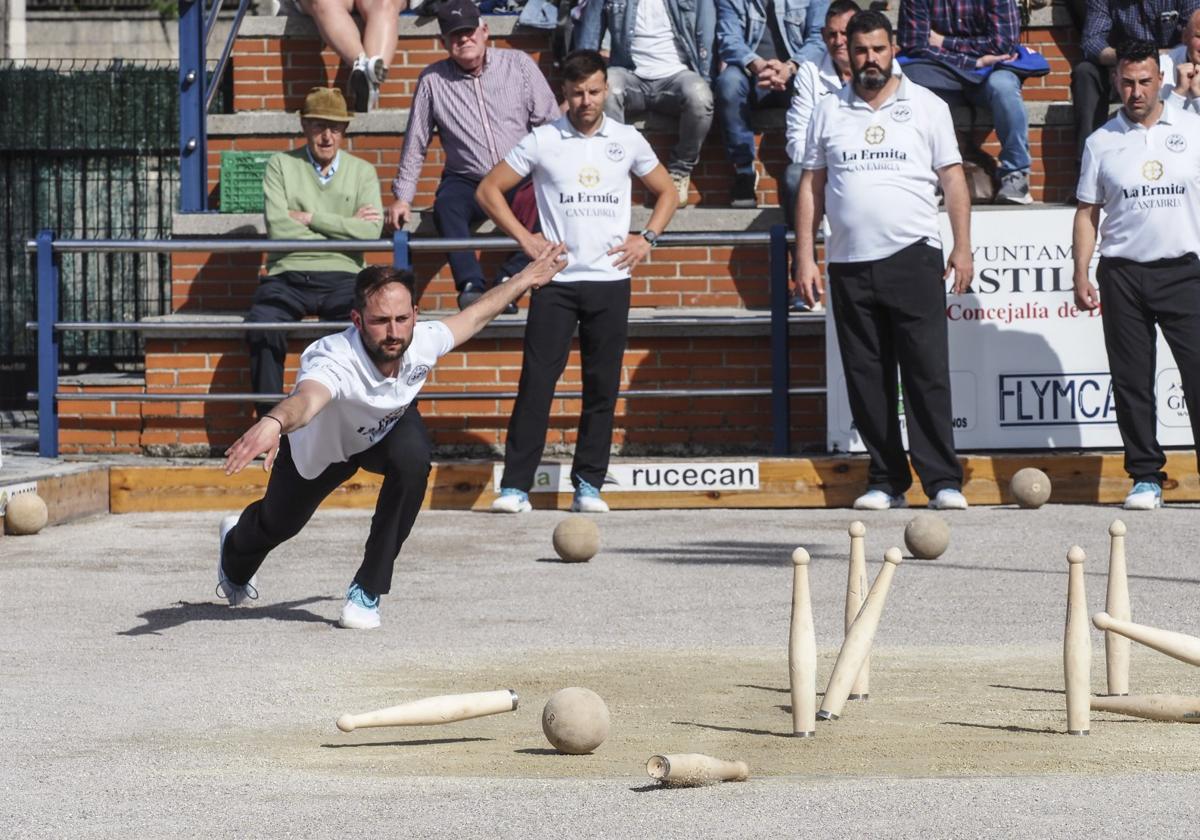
[786,64,819,164]
[800,101,827,170]
[629,129,661,178]
[1075,139,1102,205]
[504,130,540,178]
[297,339,355,400]
[927,97,962,170]
[414,320,455,359]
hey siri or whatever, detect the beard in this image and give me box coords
[854,62,890,91]
[362,334,407,366]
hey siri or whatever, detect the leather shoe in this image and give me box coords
[457,286,484,310]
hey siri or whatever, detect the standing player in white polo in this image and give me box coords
[1073,39,1200,511]
[217,244,567,628]
[794,10,974,512]
[476,49,678,514]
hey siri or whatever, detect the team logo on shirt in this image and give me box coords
[891,105,913,122]
[864,125,886,145]
[405,364,430,386]
[1166,133,1187,153]
[1142,160,1164,181]
[578,166,601,188]
[605,142,626,162]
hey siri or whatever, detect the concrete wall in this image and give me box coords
[13,10,238,60]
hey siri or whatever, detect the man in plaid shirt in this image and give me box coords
[897,0,1032,204]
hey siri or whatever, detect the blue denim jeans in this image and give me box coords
[714,64,792,174]
[901,62,1031,176]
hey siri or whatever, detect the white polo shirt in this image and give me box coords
[287,321,455,480]
[801,75,961,264]
[786,53,901,164]
[505,114,660,282]
[1077,100,1200,262]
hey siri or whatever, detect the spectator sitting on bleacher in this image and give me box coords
[386,0,561,312]
[296,0,406,112]
[898,0,1035,204]
[715,0,829,207]
[246,87,383,418]
[1073,0,1198,164]
[1161,7,1200,109]
[784,0,867,226]
[573,0,717,205]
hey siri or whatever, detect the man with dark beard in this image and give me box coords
[215,244,567,629]
[793,10,974,512]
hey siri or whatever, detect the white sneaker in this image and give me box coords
[570,479,610,513]
[338,583,381,630]
[491,488,532,513]
[217,514,258,606]
[929,488,969,510]
[1123,481,1162,510]
[853,489,907,511]
[671,172,691,205]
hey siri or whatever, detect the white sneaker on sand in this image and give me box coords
[217,514,257,606]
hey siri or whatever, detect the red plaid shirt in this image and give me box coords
[898,0,1021,73]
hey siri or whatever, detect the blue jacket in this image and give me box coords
[715,0,827,70]
[575,0,719,82]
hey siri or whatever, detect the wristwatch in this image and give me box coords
[640,229,658,247]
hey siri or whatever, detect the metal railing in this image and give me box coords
[27,227,822,458]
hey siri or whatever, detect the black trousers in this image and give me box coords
[1070,59,1115,163]
[222,407,432,596]
[500,279,631,492]
[432,172,534,293]
[829,241,963,496]
[245,270,355,416]
[1096,255,1200,484]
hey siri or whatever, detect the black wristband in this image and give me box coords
[262,414,284,434]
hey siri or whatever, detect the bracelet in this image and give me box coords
[262,415,284,435]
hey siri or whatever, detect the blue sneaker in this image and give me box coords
[571,479,609,513]
[491,487,532,513]
[1123,481,1162,511]
[339,581,381,630]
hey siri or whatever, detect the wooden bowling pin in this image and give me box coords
[846,521,870,701]
[1064,546,1090,735]
[1092,612,1200,667]
[1091,694,1200,723]
[818,548,903,721]
[1104,520,1130,696]
[789,547,816,737]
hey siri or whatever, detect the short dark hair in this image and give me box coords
[561,49,607,82]
[826,0,862,22]
[846,9,893,40]
[353,265,417,312]
[1115,39,1160,66]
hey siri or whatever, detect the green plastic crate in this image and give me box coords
[219,151,274,213]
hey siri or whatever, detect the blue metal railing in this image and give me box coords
[28,226,818,459]
[179,0,252,212]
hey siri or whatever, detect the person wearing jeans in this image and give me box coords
[575,0,717,205]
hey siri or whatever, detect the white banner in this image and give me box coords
[493,462,760,493]
[826,206,1191,451]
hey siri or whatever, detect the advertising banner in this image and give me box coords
[826,206,1190,451]
[494,462,761,493]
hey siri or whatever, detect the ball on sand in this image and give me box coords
[5,493,48,536]
[903,513,949,560]
[1010,467,1052,509]
[551,516,600,563]
[541,687,610,754]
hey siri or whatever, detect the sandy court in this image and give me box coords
[2,504,1199,838]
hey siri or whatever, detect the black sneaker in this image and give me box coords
[348,57,370,114]
[457,285,485,310]
[731,170,758,208]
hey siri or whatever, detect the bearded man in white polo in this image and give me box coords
[794,10,974,512]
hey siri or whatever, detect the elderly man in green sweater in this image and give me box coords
[246,86,384,417]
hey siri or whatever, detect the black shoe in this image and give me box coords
[457,285,484,310]
[731,171,758,208]
[348,61,370,114]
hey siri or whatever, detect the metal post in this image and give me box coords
[392,229,411,270]
[179,0,208,212]
[769,223,790,456]
[36,230,59,458]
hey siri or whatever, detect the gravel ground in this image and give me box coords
[2,505,1198,839]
